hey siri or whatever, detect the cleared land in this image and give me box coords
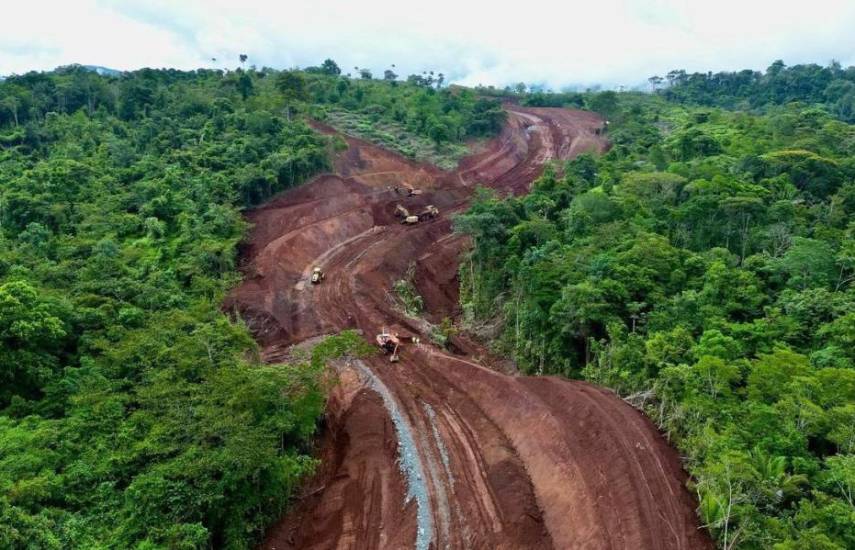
[225,106,712,549]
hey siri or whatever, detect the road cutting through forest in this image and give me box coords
[225,106,713,549]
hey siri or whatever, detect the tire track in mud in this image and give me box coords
[227,107,713,549]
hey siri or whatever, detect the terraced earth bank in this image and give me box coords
[225,106,712,549]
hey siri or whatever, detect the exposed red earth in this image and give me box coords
[225,106,712,549]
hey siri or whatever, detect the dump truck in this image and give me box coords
[310,267,324,284]
[395,205,421,225]
[376,330,421,362]
[395,204,437,225]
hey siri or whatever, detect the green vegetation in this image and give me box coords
[0,64,407,548]
[299,63,505,168]
[653,60,855,123]
[264,58,507,155]
[429,317,458,350]
[457,93,855,548]
[322,109,469,170]
[7,55,854,549]
[393,264,425,317]
[0,60,506,548]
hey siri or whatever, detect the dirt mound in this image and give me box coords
[227,107,712,549]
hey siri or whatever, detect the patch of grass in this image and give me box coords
[394,279,424,316]
[429,317,458,349]
[393,263,424,316]
[323,109,469,170]
[311,330,376,367]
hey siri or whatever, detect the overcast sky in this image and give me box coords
[2,0,855,89]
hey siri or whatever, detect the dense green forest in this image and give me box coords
[0,63,495,548]
[457,92,855,547]
[299,59,506,168]
[300,59,507,144]
[4,58,855,549]
[652,60,855,123]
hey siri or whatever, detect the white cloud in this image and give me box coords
[1,0,854,88]
[0,0,203,73]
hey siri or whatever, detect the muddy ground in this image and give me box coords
[225,106,712,549]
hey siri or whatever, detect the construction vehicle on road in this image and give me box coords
[418,205,439,221]
[394,185,422,197]
[394,204,409,219]
[310,267,325,284]
[395,204,420,225]
[376,329,420,362]
[395,204,439,225]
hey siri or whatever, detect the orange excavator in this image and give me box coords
[376,329,420,362]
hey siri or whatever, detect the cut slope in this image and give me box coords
[225,107,712,549]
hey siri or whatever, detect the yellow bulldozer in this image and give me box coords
[394,185,422,197]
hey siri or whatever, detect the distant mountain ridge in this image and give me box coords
[0,64,123,79]
[82,65,123,77]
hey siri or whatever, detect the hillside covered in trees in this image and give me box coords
[0,63,502,548]
[651,60,855,123]
[457,91,855,547]
[2,57,855,549]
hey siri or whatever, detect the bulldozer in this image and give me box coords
[310,267,324,284]
[395,204,420,225]
[394,185,422,197]
[376,329,421,362]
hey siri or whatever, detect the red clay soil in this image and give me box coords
[225,106,713,549]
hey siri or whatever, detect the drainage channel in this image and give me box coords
[351,360,434,550]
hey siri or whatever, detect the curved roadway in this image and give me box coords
[226,107,711,549]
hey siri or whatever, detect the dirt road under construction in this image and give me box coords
[226,106,712,549]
